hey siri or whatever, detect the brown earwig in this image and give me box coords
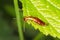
[24,16,46,26]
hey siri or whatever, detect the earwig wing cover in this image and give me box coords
[20,0,60,39]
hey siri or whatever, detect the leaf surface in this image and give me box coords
[20,0,60,39]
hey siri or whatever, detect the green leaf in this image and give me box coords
[21,0,60,39]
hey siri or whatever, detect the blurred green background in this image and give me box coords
[0,0,60,40]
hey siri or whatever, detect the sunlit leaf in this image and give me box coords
[20,0,60,39]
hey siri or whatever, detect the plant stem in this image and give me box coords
[14,0,24,40]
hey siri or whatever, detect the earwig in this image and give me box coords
[24,16,46,26]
